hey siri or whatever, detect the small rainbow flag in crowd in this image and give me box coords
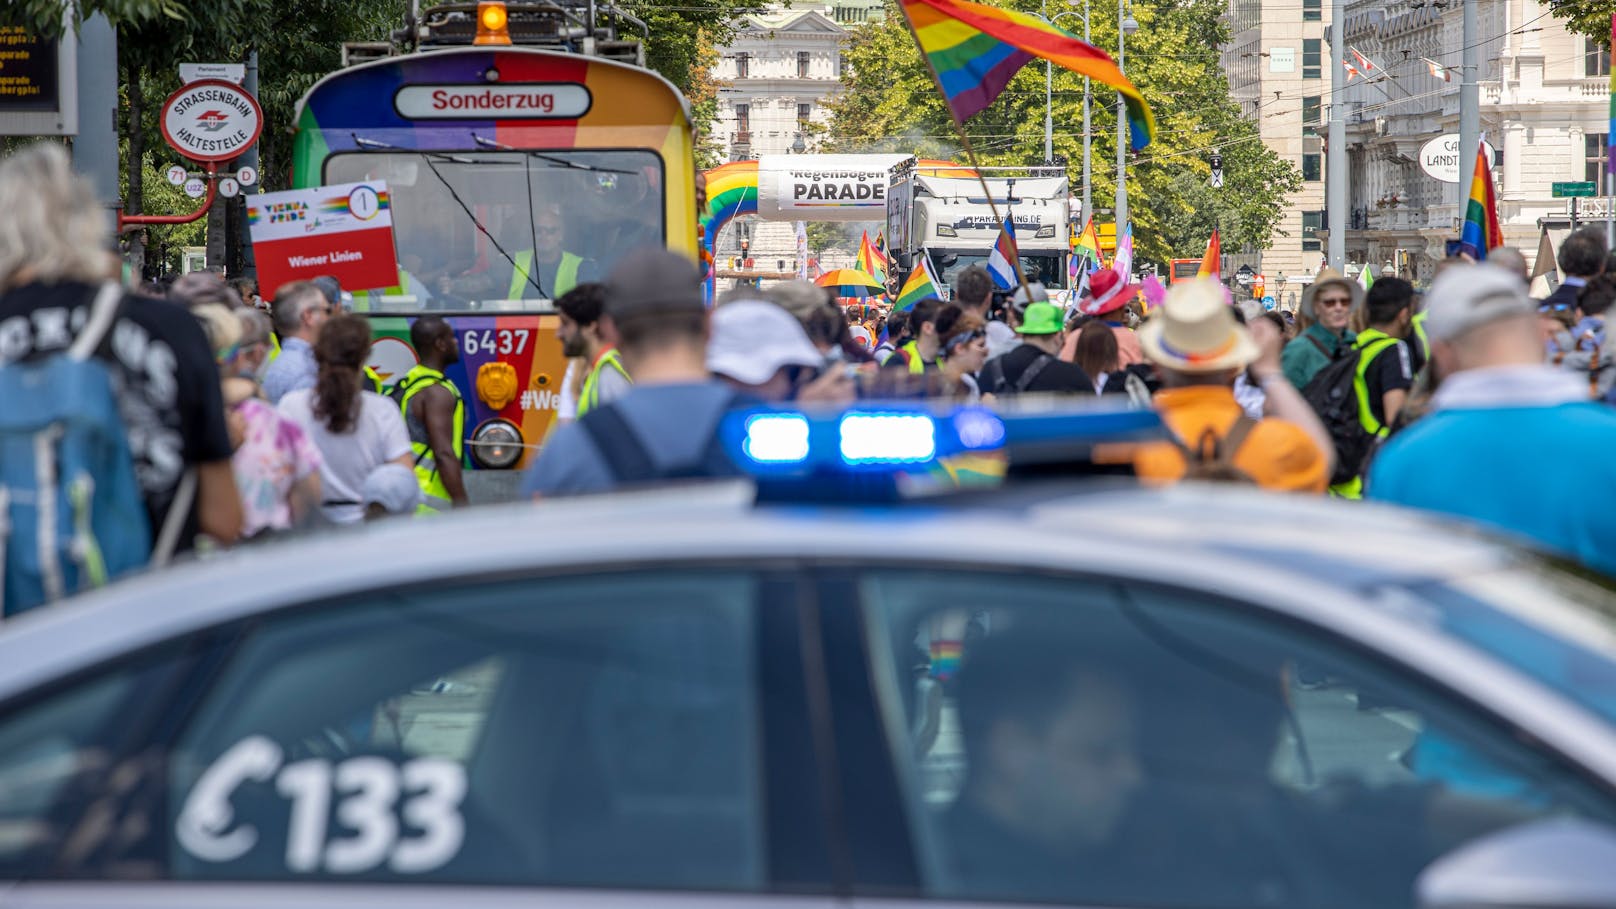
[899,0,1155,149]
[857,230,888,284]
[896,254,945,310]
[1459,140,1501,261]
[1070,218,1100,276]
[1196,228,1220,278]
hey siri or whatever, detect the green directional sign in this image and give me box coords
[1553,181,1598,198]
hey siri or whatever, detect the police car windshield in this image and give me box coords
[1413,560,1616,726]
[324,150,664,312]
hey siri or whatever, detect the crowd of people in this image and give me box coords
[3,137,1616,614]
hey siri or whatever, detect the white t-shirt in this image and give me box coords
[278,389,412,525]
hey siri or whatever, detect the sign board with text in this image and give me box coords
[755,154,912,222]
[1418,134,1497,184]
[247,181,400,298]
[179,62,245,84]
[0,25,77,136]
[160,79,263,163]
[1553,181,1598,198]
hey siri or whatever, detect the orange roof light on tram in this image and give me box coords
[475,1,512,45]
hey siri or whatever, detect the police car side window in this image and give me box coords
[167,571,766,888]
[858,571,1616,909]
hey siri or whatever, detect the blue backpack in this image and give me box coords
[1,283,152,616]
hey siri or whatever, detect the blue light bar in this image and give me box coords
[742,413,811,464]
[839,413,936,464]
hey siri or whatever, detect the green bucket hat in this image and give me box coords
[1018,301,1065,336]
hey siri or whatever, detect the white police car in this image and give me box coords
[1,405,1615,909]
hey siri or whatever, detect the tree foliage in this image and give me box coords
[1547,0,1612,43]
[824,0,1301,263]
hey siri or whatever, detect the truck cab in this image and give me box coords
[908,167,1070,290]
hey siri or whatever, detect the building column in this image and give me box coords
[1503,120,1524,196]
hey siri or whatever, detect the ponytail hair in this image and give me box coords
[313,314,372,434]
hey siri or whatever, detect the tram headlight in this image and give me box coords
[470,419,523,469]
[475,1,512,45]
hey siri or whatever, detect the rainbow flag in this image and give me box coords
[857,231,888,284]
[896,254,945,310]
[899,0,1156,149]
[1070,218,1100,275]
[1196,228,1220,278]
[1458,140,1502,261]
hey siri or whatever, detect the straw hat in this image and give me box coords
[1138,277,1260,373]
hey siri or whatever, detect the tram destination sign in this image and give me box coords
[393,84,592,119]
[161,78,263,163]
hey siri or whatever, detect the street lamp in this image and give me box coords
[1116,6,1138,231]
[1044,0,1090,227]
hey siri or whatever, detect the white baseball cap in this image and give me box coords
[707,301,825,385]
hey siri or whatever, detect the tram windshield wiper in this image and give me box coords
[469,132,637,175]
[347,133,545,299]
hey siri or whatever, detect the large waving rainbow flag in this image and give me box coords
[900,0,1156,149]
[1458,140,1501,261]
[896,255,945,310]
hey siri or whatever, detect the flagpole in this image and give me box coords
[896,1,1035,301]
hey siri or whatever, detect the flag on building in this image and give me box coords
[1459,139,1502,261]
[898,0,1156,148]
[1422,58,1451,82]
[1196,229,1220,278]
[896,253,945,310]
[1349,47,1377,74]
[986,216,1020,289]
[795,221,810,279]
[1344,59,1362,82]
[857,230,887,284]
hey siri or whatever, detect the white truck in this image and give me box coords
[902,165,1070,292]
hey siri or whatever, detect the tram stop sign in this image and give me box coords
[160,79,263,164]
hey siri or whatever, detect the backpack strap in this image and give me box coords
[577,403,657,485]
[981,356,1008,396]
[69,283,123,361]
[150,470,196,567]
[1167,413,1258,468]
[1218,413,1259,463]
[1305,333,1332,359]
[1012,353,1056,394]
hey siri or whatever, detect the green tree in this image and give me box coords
[1546,0,1611,42]
[824,0,1300,263]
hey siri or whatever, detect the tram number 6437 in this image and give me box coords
[461,329,530,357]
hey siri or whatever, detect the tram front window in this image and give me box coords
[325,150,665,311]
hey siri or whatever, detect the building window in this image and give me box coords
[1303,0,1321,22]
[735,103,750,134]
[798,51,811,77]
[797,102,812,129]
[1588,38,1611,78]
[1302,154,1321,182]
[735,53,750,78]
[1303,39,1321,79]
[1587,133,1609,184]
[1302,95,1321,127]
[1302,210,1324,251]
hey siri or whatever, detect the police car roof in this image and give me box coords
[0,479,1523,698]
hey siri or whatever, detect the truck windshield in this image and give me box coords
[324,150,664,311]
[930,252,1064,289]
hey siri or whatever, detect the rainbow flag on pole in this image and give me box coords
[1458,139,1502,261]
[899,0,1156,149]
[1196,228,1220,278]
[1070,218,1100,275]
[857,231,888,284]
[986,216,1020,288]
[896,254,945,310]
[1608,13,1615,177]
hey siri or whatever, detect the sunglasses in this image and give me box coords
[1316,297,1352,308]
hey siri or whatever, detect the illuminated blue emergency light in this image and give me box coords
[727,406,1008,474]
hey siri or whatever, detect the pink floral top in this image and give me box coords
[231,396,322,537]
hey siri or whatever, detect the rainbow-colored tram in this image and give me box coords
[291,2,698,489]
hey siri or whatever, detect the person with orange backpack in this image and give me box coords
[1128,278,1332,491]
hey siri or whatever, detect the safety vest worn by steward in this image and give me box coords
[578,347,631,418]
[508,251,583,300]
[899,340,941,375]
[1329,328,1402,500]
[392,365,465,512]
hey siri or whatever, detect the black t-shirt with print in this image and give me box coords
[0,281,233,551]
[1362,338,1414,428]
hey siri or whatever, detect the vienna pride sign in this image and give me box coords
[248,181,400,298]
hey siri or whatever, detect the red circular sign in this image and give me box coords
[160,78,264,164]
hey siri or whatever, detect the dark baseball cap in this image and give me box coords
[605,249,705,320]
